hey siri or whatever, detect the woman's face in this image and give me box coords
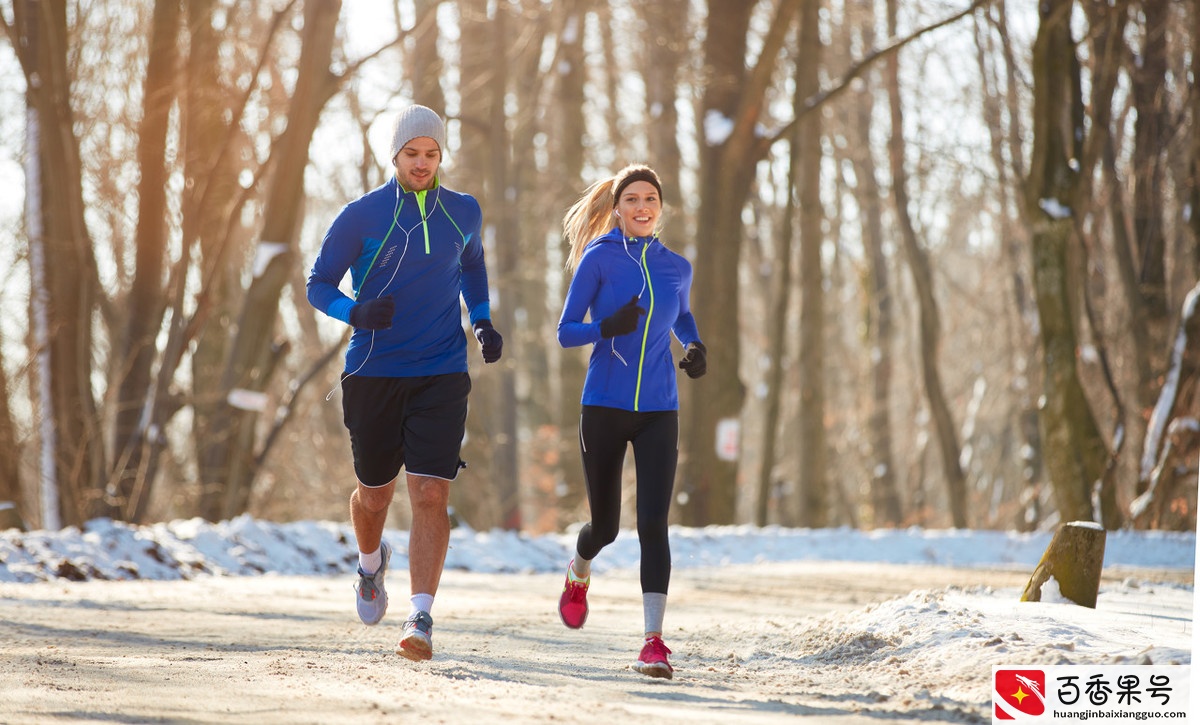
[614,180,661,238]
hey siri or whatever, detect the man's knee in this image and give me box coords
[355,480,395,513]
[408,475,450,510]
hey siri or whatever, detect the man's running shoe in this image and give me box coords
[397,610,434,661]
[633,636,673,680]
[558,559,589,629]
[353,541,391,626]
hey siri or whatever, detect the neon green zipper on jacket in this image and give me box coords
[633,242,654,411]
[415,189,430,253]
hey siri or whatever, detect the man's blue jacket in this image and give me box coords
[307,176,491,377]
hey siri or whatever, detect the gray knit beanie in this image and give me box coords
[389,105,446,163]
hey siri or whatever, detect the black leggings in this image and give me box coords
[574,405,678,594]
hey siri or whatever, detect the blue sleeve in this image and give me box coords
[306,211,359,325]
[671,257,701,346]
[458,199,491,324]
[557,253,604,348]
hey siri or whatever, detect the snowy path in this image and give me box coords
[0,561,1190,723]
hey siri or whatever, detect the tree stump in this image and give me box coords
[1021,521,1106,608]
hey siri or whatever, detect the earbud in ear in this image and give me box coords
[614,210,621,218]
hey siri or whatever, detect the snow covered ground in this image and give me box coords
[0,516,1193,583]
[0,517,1195,722]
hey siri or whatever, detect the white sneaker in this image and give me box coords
[353,541,390,625]
[397,611,434,661]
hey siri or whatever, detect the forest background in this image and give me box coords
[0,0,1196,537]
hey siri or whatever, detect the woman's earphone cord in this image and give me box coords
[610,209,651,367]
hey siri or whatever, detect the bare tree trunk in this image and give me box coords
[487,0,521,530]
[680,0,799,526]
[454,0,505,529]
[1130,0,1171,382]
[638,0,686,211]
[1190,0,1200,280]
[1081,0,1163,520]
[190,0,249,519]
[0,338,22,518]
[1073,1,1133,527]
[509,3,565,529]
[197,0,343,521]
[680,0,753,525]
[551,0,591,529]
[111,0,181,522]
[885,0,967,527]
[993,0,1051,525]
[1024,0,1111,526]
[597,3,625,163]
[851,1,900,528]
[15,0,106,527]
[795,0,827,528]
[1135,281,1200,530]
[410,0,445,111]
[756,89,799,527]
[27,104,57,530]
[975,0,1043,530]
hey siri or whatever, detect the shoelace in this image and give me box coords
[644,638,671,658]
[406,613,433,634]
[566,580,588,602]
[357,570,381,600]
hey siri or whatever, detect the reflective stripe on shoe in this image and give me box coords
[397,610,434,661]
[354,541,391,626]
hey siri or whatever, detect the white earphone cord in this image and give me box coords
[324,184,440,401]
[610,224,651,367]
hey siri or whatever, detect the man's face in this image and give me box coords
[394,136,442,191]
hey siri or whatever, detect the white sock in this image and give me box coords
[571,555,592,580]
[410,593,434,616]
[643,592,667,636]
[358,547,382,575]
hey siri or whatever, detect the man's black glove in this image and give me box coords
[349,295,395,330]
[473,319,503,363]
[679,341,707,378]
[599,295,645,339]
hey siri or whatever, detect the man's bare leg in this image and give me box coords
[350,479,395,626]
[406,473,451,597]
[396,474,449,660]
[350,479,396,556]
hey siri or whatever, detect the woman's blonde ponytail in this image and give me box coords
[562,178,616,272]
[562,164,663,273]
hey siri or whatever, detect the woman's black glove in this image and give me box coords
[349,296,395,330]
[473,319,504,363]
[679,341,707,378]
[599,295,645,339]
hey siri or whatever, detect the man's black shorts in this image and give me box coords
[341,373,471,487]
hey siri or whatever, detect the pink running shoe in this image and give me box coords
[558,560,589,629]
[633,636,673,680]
